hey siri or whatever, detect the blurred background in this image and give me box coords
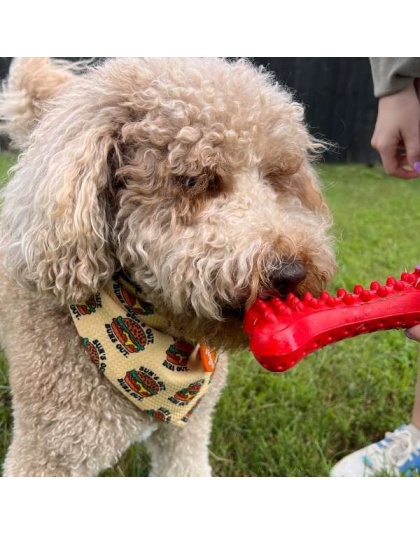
[0,57,379,163]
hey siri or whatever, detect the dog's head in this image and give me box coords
[0,57,336,348]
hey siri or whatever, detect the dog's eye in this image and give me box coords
[175,171,223,198]
[178,176,198,188]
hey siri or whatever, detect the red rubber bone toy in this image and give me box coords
[244,266,420,373]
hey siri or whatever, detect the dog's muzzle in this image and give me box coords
[221,260,307,320]
[268,260,307,296]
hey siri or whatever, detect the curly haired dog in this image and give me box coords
[0,57,336,476]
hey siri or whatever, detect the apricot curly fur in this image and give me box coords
[0,57,336,476]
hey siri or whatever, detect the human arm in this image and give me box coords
[370,58,420,179]
[370,58,420,98]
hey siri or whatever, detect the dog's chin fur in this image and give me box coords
[0,57,336,477]
[146,302,249,352]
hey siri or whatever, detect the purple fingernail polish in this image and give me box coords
[413,162,420,173]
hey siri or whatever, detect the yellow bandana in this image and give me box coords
[69,273,218,427]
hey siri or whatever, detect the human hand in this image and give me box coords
[371,82,420,179]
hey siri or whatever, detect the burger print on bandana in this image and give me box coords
[118,366,166,401]
[83,338,100,367]
[147,407,171,424]
[112,274,154,316]
[169,379,205,407]
[82,338,107,372]
[181,398,202,424]
[163,339,195,372]
[70,294,102,319]
[106,316,154,357]
[70,275,217,426]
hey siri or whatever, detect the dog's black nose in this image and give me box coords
[270,261,307,295]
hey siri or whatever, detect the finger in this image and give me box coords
[403,129,420,170]
[406,325,420,341]
[380,144,419,179]
[395,153,420,178]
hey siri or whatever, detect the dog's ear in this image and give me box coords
[289,163,330,217]
[1,118,120,303]
[0,57,78,150]
[267,160,330,219]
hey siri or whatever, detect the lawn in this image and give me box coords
[1,155,420,476]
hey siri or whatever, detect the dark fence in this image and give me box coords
[252,58,378,164]
[0,57,378,163]
[0,57,11,150]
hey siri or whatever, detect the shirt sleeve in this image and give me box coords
[369,58,420,97]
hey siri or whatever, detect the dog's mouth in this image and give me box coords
[220,287,299,322]
[221,305,246,321]
[218,261,327,322]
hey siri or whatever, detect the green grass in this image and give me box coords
[1,155,420,476]
[0,152,15,179]
[0,154,14,465]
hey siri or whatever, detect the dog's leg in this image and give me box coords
[3,428,76,477]
[3,408,156,477]
[145,352,228,477]
[3,395,157,477]
[2,340,158,477]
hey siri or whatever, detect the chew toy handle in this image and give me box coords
[244,267,420,372]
